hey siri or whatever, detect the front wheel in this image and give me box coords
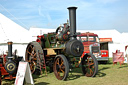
[53,55,69,80]
[81,54,98,77]
[25,41,44,74]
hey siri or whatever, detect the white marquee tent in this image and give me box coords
[0,13,32,58]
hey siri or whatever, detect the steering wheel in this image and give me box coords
[56,26,63,34]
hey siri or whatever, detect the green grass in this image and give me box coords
[2,58,128,85]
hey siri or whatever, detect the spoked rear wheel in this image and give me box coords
[81,54,98,77]
[53,55,69,80]
[25,41,44,74]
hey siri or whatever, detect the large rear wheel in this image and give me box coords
[25,41,44,74]
[53,55,69,80]
[81,54,98,77]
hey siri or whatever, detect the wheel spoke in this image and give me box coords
[30,64,33,70]
[60,68,65,76]
[27,50,31,55]
[89,68,93,75]
[89,62,94,66]
[60,61,63,66]
[91,59,93,63]
[28,60,31,62]
[56,58,60,65]
[33,53,37,57]
[32,58,37,60]
[87,58,89,63]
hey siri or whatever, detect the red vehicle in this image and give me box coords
[77,32,109,63]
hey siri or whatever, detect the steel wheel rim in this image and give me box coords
[82,56,95,77]
[54,56,65,80]
[26,44,37,74]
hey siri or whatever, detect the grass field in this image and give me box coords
[2,58,128,85]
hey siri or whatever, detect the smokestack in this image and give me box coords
[67,7,77,40]
[7,42,13,57]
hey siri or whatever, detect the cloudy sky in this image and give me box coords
[0,0,128,33]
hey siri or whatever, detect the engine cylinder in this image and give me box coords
[66,39,84,57]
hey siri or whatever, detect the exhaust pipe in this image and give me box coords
[7,42,13,57]
[67,7,77,40]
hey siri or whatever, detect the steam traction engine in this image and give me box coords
[25,7,98,80]
[0,42,23,81]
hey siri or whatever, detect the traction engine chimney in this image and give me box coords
[7,42,13,57]
[67,7,77,40]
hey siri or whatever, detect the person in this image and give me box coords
[125,46,128,64]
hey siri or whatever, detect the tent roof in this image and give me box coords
[0,13,32,43]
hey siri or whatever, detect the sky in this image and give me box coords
[0,0,128,33]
